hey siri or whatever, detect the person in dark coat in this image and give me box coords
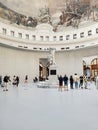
[3,75,9,91]
[16,76,19,87]
[0,75,2,86]
[58,75,63,91]
[70,75,74,89]
[63,74,68,91]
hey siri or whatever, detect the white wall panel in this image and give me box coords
[0,46,98,82]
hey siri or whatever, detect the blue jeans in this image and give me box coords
[75,82,78,89]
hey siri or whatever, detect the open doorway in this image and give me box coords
[83,56,98,80]
[39,58,49,81]
[91,58,98,79]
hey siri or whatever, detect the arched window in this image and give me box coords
[91,58,98,78]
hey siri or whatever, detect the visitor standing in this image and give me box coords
[58,75,63,91]
[3,75,9,91]
[83,75,88,89]
[70,75,74,89]
[79,75,83,88]
[74,73,79,89]
[63,74,68,91]
[16,76,19,87]
[25,75,28,83]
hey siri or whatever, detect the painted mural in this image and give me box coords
[0,0,98,31]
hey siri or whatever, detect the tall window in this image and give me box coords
[26,34,29,39]
[11,31,14,37]
[88,30,92,36]
[2,28,6,35]
[96,28,98,33]
[18,33,22,38]
[46,36,49,41]
[40,36,43,41]
[73,34,77,39]
[53,36,56,41]
[80,32,84,38]
[32,35,36,40]
[91,58,98,78]
[66,35,70,40]
[59,36,63,41]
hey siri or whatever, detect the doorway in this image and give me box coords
[91,58,98,78]
[83,56,98,80]
[39,58,49,81]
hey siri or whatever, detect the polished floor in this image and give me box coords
[0,82,98,130]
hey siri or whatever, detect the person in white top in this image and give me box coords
[74,73,79,89]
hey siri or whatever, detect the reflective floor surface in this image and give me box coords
[0,82,98,130]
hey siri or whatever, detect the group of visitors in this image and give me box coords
[0,74,39,91]
[12,75,20,87]
[0,75,11,91]
[0,75,22,91]
[58,73,90,92]
[0,74,34,91]
[0,74,98,92]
